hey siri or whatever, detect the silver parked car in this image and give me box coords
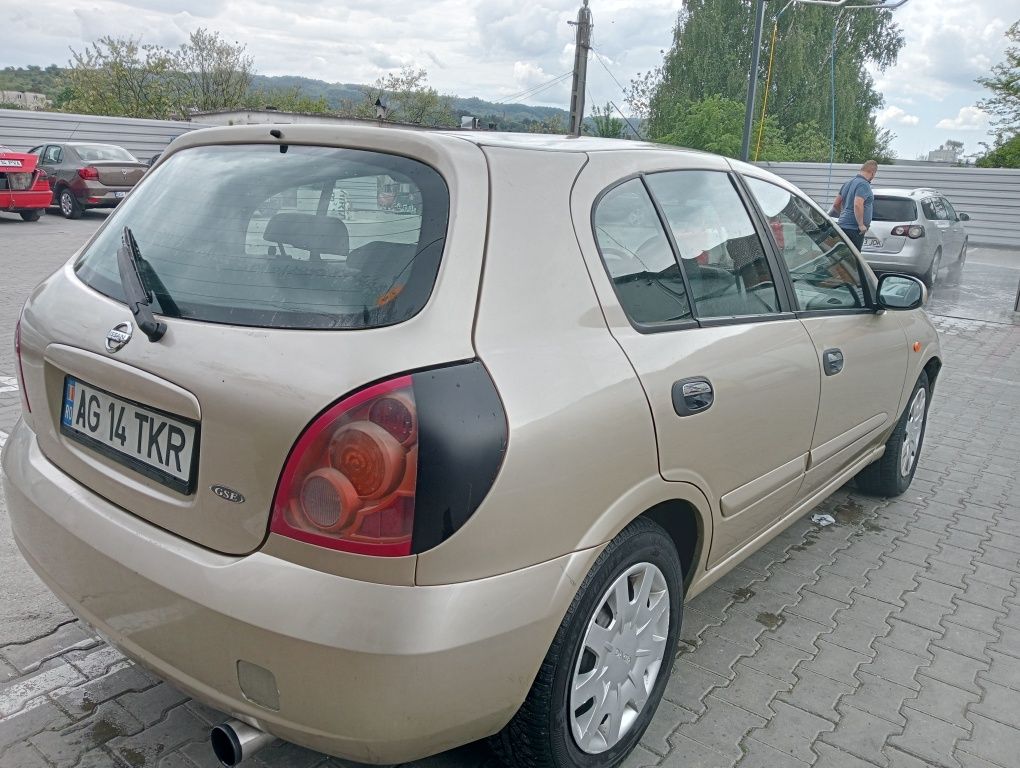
[4,126,941,768]
[860,187,970,287]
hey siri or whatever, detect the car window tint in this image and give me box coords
[644,171,780,318]
[873,197,916,222]
[593,179,693,326]
[743,176,866,311]
[73,144,449,330]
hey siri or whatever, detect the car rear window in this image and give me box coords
[74,144,450,330]
[70,144,138,162]
[873,197,917,222]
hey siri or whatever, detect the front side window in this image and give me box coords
[593,179,693,326]
[43,145,62,163]
[74,144,450,329]
[644,171,780,318]
[940,197,958,221]
[744,176,866,311]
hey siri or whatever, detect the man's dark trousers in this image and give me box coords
[840,225,864,251]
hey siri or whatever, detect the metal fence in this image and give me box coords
[0,108,201,163]
[759,162,1020,249]
[2,110,1018,248]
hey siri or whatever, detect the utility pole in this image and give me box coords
[568,0,593,137]
[740,0,767,161]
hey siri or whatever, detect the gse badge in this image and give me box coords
[211,485,245,504]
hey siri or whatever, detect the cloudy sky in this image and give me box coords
[3,0,1016,159]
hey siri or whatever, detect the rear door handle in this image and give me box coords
[672,377,714,417]
[823,348,844,376]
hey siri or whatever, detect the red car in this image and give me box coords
[0,147,50,221]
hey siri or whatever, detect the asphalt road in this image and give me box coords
[1,210,1018,768]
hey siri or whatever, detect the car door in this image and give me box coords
[742,173,909,499]
[939,197,966,261]
[39,144,64,194]
[573,153,821,569]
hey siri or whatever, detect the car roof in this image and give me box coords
[166,123,718,158]
[872,187,943,198]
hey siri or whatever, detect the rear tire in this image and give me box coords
[59,188,83,219]
[856,371,930,497]
[490,518,683,768]
[19,210,42,222]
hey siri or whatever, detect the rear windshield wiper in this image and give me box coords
[117,226,166,342]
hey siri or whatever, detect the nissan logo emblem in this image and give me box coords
[105,322,133,353]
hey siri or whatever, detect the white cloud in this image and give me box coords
[936,106,990,131]
[877,105,920,127]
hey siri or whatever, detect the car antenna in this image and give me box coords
[270,128,288,153]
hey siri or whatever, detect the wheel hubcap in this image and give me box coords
[61,193,72,216]
[900,387,926,477]
[570,562,669,754]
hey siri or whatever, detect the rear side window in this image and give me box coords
[873,197,916,222]
[74,144,449,330]
[593,179,694,326]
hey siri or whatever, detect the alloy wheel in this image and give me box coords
[900,387,926,477]
[570,562,670,754]
[61,191,73,217]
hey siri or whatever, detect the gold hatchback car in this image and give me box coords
[3,126,941,768]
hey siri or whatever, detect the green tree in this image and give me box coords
[64,29,253,119]
[246,86,330,113]
[655,95,788,158]
[354,67,454,127]
[587,103,624,138]
[977,20,1020,141]
[636,0,903,162]
[976,134,1020,168]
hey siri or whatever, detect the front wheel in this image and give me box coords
[947,240,967,283]
[922,249,941,289]
[491,518,683,768]
[19,210,42,222]
[856,371,930,496]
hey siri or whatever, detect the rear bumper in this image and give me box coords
[2,419,597,763]
[862,240,931,275]
[0,190,50,210]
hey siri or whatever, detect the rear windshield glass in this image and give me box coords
[74,144,450,330]
[872,197,917,222]
[71,144,137,162]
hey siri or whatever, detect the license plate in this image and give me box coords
[864,237,881,248]
[0,159,23,167]
[115,191,126,198]
[60,376,199,494]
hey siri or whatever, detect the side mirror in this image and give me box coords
[877,274,927,311]
[958,212,970,221]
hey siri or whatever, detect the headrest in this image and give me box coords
[263,212,349,256]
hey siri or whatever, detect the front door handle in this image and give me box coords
[823,348,844,376]
[672,377,714,417]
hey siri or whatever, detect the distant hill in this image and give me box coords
[0,66,592,133]
[249,74,571,129]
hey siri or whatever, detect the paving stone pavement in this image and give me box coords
[0,216,1018,767]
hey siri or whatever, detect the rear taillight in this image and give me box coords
[15,316,31,413]
[271,363,508,557]
[272,376,417,556]
[891,225,925,239]
[77,166,99,180]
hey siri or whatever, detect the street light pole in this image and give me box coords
[740,0,768,162]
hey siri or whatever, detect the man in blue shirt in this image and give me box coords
[829,160,878,251]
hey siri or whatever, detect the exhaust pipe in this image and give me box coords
[210,719,274,766]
